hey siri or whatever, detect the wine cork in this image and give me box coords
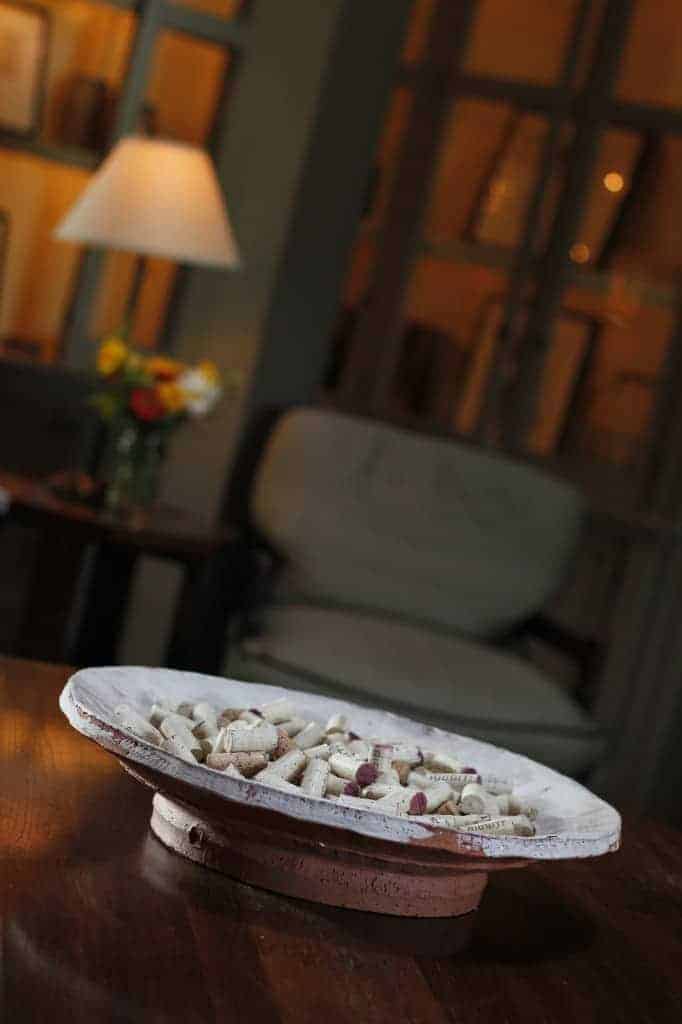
[294,722,326,750]
[393,761,412,785]
[224,721,278,754]
[324,773,349,796]
[389,743,423,766]
[370,744,394,773]
[361,782,397,800]
[176,702,195,718]
[300,757,330,797]
[407,770,431,790]
[258,748,307,782]
[192,718,218,740]
[210,726,229,755]
[259,698,296,724]
[272,727,294,759]
[374,787,420,816]
[225,719,251,733]
[197,739,212,760]
[191,702,218,728]
[217,708,242,727]
[460,782,500,816]
[205,752,268,776]
[347,739,371,759]
[325,713,348,735]
[302,743,331,760]
[159,714,202,757]
[328,751,362,779]
[421,781,454,813]
[114,704,163,745]
[436,799,459,815]
[411,770,481,788]
[239,710,264,725]
[329,752,379,787]
[279,716,306,737]
[423,752,463,773]
[149,703,175,728]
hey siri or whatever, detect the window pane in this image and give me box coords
[568,129,649,270]
[145,30,231,145]
[169,0,243,18]
[424,101,565,252]
[616,0,682,108]
[463,0,579,84]
[598,135,681,286]
[31,1,136,156]
[402,256,510,430]
[556,282,674,470]
[533,122,681,474]
[0,151,88,363]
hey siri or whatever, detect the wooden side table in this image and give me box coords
[0,471,240,671]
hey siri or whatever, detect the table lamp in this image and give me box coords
[54,134,240,333]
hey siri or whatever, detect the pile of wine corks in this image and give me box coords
[114,696,537,836]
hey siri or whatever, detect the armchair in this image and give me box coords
[223,406,604,777]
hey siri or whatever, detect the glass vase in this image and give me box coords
[102,419,167,520]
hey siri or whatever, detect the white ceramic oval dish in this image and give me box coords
[59,665,621,861]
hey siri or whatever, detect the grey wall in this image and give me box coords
[121,0,412,664]
[122,0,343,664]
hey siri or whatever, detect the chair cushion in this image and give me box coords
[251,407,585,638]
[226,603,603,777]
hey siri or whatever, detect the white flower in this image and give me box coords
[178,368,223,417]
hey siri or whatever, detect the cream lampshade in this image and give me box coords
[54,135,241,268]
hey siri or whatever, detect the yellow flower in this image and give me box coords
[197,360,221,386]
[158,381,187,415]
[146,355,184,381]
[97,336,128,376]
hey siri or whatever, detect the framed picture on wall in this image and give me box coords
[0,1,49,137]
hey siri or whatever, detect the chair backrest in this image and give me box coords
[250,407,585,638]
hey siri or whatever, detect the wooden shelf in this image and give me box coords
[0,134,98,172]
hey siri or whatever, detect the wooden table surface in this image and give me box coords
[2,657,681,1024]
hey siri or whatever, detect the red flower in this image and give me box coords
[130,387,165,423]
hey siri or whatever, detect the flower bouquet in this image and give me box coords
[92,336,227,517]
